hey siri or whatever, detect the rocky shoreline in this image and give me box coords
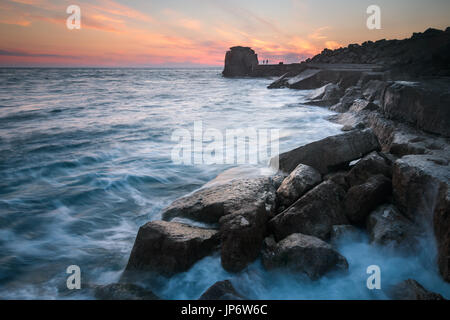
[102,27,449,300]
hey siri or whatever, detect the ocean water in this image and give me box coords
[0,68,448,299]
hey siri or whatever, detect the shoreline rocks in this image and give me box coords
[199,280,246,300]
[222,46,258,77]
[387,279,445,300]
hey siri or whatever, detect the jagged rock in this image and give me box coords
[125,221,219,276]
[387,279,445,300]
[330,86,363,113]
[161,177,276,224]
[222,46,258,77]
[362,80,389,103]
[270,180,348,241]
[94,283,160,300]
[349,99,378,113]
[199,280,246,300]
[392,155,450,281]
[367,204,421,250]
[271,129,380,174]
[276,164,322,209]
[345,174,392,224]
[382,80,450,137]
[346,151,392,187]
[262,233,348,279]
[219,200,268,272]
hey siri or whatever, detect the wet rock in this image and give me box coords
[270,180,348,241]
[262,233,348,279]
[345,175,392,224]
[272,129,380,174]
[387,279,445,300]
[94,283,160,300]
[222,46,258,77]
[346,151,392,187]
[162,177,276,224]
[366,204,421,250]
[276,164,322,209]
[199,280,246,300]
[125,221,220,277]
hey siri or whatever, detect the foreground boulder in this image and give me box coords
[276,164,322,209]
[271,129,380,174]
[262,234,348,279]
[345,174,392,225]
[270,180,348,241]
[387,279,445,300]
[346,151,392,187]
[367,204,420,250]
[161,177,276,224]
[222,46,258,77]
[199,280,246,300]
[125,221,219,277]
[94,283,159,300]
[392,155,450,281]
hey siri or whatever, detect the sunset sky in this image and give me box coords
[1,0,449,67]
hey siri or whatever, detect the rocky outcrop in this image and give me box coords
[387,279,445,300]
[125,221,219,277]
[272,129,380,174]
[199,280,246,300]
[262,234,348,279]
[94,283,160,300]
[344,174,392,225]
[276,164,322,210]
[222,46,258,77]
[270,180,348,241]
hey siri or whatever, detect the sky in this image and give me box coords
[0,0,449,67]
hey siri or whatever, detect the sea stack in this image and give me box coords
[222,46,258,77]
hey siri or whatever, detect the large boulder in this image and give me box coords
[161,177,276,224]
[269,180,348,241]
[94,283,160,300]
[382,80,450,137]
[392,155,450,281]
[276,164,322,209]
[386,279,445,300]
[346,151,392,187]
[125,221,220,277]
[345,174,392,224]
[262,234,348,279]
[199,280,246,300]
[366,204,421,250]
[271,129,380,174]
[305,83,343,106]
[222,46,258,77]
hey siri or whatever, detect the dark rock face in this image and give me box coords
[272,129,380,174]
[94,283,160,300]
[276,164,322,209]
[345,174,392,224]
[382,80,450,137]
[161,177,276,224]
[349,99,378,113]
[262,234,348,279]
[346,151,392,187]
[125,221,219,277]
[331,86,363,113]
[199,280,246,300]
[222,46,258,77]
[387,279,445,300]
[270,180,348,241]
[366,204,420,250]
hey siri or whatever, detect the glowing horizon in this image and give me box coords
[0,0,449,67]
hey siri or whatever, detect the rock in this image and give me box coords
[382,80,450,137]
[161,177,276,224]
[94,283,160,300]
[199,280,246,300]
[324,171,349,190]
[349,99,378,113]
[345,174,392,224]
[346,151,392,187]
[366,204,421,250]
[387,279,445,300]
[270,180,348,241]
[392,155,450,281]
[125,221,220,277]
[276,164,322,209]
[272,129,380,174]
[330,225,362,243]
[262,233,348,279]
[331,86,363,113]
[222,46,259,77]
[219,200,268,272]
[306,83,343,106]
[362,80,389,102]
